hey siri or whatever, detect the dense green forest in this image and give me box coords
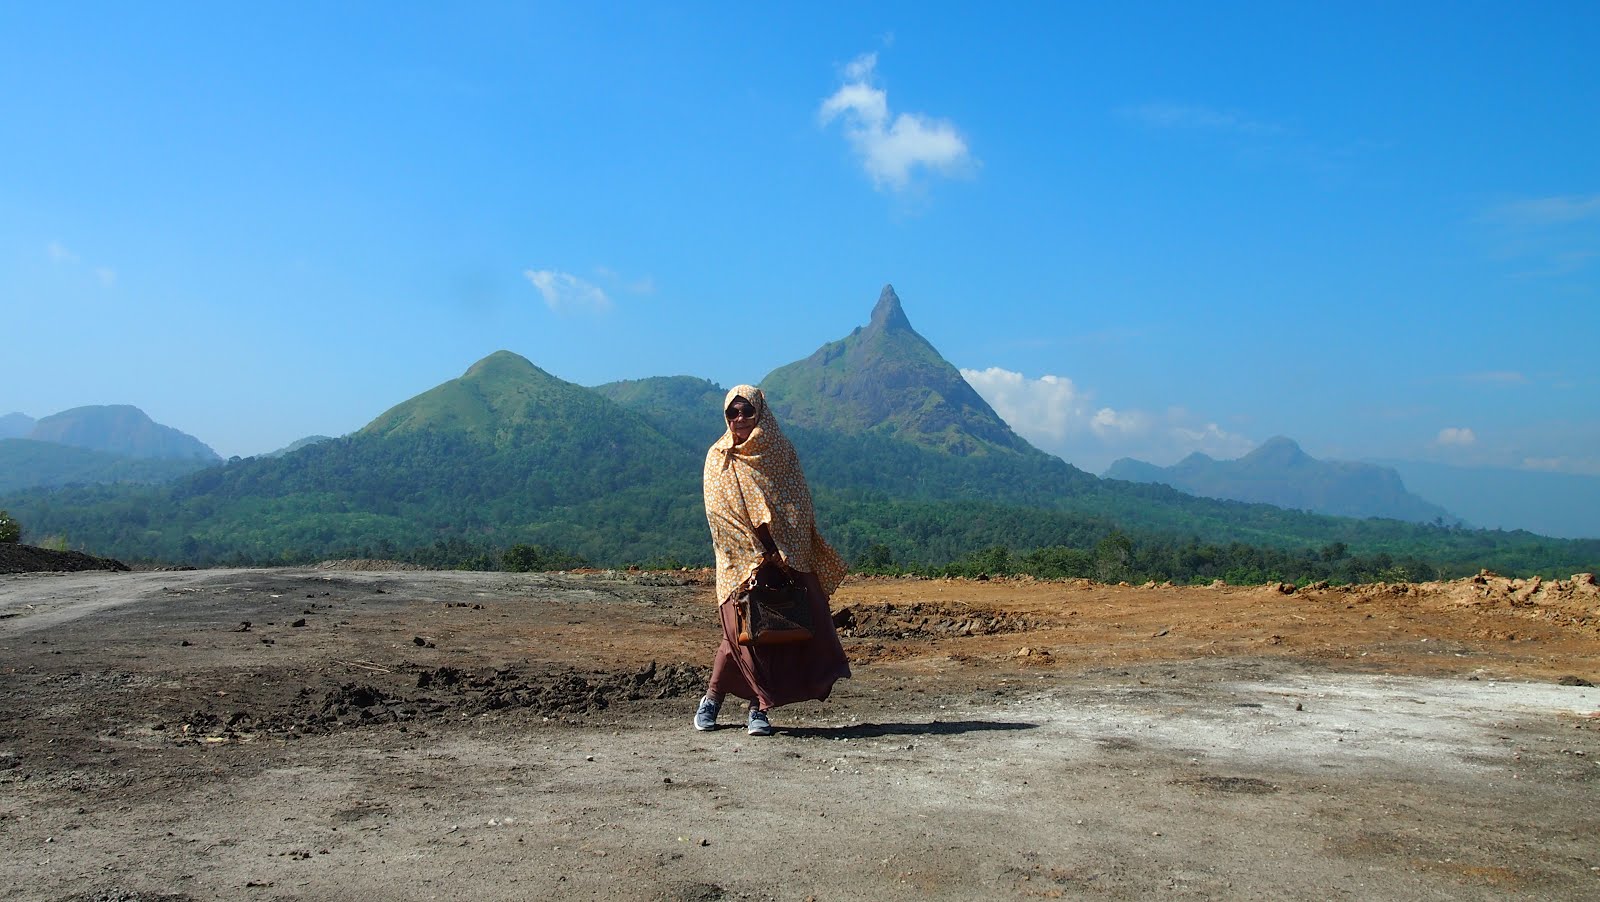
[7,455,1594,583]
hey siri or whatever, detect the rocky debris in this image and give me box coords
[1451,570,1600,610]
[57,890,198,902]
[1175,775,1278,794]
[171,661,708,742]
[313,559,425,571]
[832,602,1042,640]
[0,543,129,574]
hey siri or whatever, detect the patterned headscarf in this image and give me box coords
[703,385,848,604]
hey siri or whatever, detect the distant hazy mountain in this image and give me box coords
[0,413,34,439]
[29,405,219,461]
[264,436,335,458]
[1377,460,1600,540]
[1105,437,1460,524]
[0,438,214,493]
[761,285,1037,456]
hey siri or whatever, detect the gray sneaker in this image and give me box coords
[746,707,773,736]
[693,695,721,731]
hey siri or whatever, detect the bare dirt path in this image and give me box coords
[2,568,1598,900]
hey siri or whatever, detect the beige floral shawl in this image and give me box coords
[703,385,847,604]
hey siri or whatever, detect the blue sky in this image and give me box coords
[3,3,1596,474]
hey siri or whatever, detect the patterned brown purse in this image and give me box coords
[736,567,814,646]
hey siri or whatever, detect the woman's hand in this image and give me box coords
[753,558,789,589]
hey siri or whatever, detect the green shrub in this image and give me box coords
[0,510,19,543]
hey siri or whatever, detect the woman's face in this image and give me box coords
[726,397,758,444]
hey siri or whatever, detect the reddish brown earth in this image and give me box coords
[2,566,1598,901]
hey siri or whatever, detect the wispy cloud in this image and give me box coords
[1434,427,1477,447]
[47,240,117,288]
[594,266,655,296]
[1120,102,1286,137]
[47,241,79,264]
[1522,455,1600,476]
[1479,193,1600,278]
[961,366,1254,472]
[819,52,974,192]
[522,269,611,313]
[1486,193,1600,227]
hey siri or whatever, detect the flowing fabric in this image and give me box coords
[706,569,851,710]
[702,385,850,710]
[703,385,848,606]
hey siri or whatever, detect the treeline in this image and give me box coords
[858,534,1450,586]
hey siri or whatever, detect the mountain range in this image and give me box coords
[1104,438,1461,525]
[3,286,1595,575]
[0,405,218,493]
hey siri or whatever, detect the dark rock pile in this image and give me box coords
[0,543,130,574]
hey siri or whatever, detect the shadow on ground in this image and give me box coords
[776,719,1038,739]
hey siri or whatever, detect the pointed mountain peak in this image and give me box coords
[760,285,1036,456]
[868,284,912,333]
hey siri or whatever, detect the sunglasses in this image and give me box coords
[726,406,758,421]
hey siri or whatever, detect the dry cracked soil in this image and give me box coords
[2,565,1599,901]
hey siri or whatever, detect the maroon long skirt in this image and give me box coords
[707,569,851,711]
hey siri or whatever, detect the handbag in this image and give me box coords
[736,568,814,646]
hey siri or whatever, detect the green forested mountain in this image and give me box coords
[592,375,728,450]
[263,435,335,458]
[29,405,219,460]
[3,293,1596,578]
[1105,437,1461,525]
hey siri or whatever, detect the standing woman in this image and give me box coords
[695,385,851,735]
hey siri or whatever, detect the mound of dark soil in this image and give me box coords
[0,543,130,574]
[174,661,708,741]
[832,602,1042,640]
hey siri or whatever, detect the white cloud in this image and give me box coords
[1120,102,1285,136]
[522,269,611,313]
[819,52,974,192]
[961,366,1254,472]
[1090,407,1149,438]
[1435,427,1477,447]
[94,267,117,287]
[958,367,1087,440]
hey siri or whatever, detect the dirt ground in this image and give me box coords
[2,565,1598,901]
